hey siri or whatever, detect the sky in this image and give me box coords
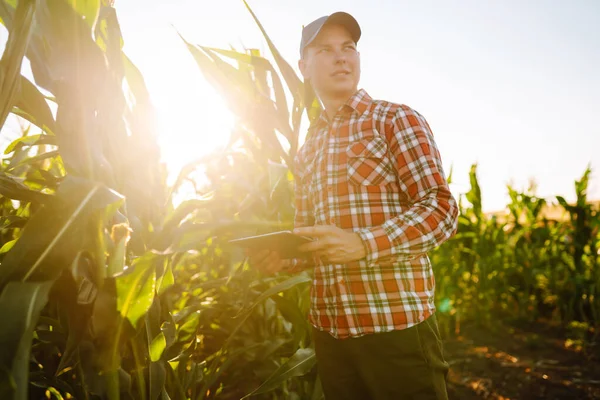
[2,0,599,212]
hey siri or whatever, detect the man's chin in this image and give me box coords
[323,84,358,98]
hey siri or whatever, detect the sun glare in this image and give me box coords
[148,55,236,185]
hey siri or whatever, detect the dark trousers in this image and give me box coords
[312,314,449,400]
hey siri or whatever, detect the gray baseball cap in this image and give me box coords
[299,12,361,58]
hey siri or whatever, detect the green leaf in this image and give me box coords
[176,311,200,343]
[203,46,292,138]
[0,176,124,286]
[123,54,151,102]
[243,0,321,130]
[223,275,311,350]
[249,275,311,312]
[180,35,245,110]
[4,133,56,155]
[6,1,17,9]
[466,163,482,221]
[158,198,213,240]
[446,164,454,185]
[7,150,60,171]
[106,257,157,399]
[107,223,132,277]
[144,300,167,400]
[168,224,212,253]
[0,281,53,400]
[0,1,15,31]
[0,0,38,128]
[0,240,16,255]
[241,348,317,398]
[311,375,324,400]
[115,259,156,329]
[242,0,303,104]
[556,196,570,210]
[66,0,100,28]
[271,294,308,343]
[13,75,56,134]
[46,387,64,400]
[156,263,174,296]
[148,362,166,400]
[251,338,289,363]
[149,332,166,362]
[202,46,272,73]
[0,216,27,230]
[181,36,292,166]
[0,170,48,202]
[55,256,96,376]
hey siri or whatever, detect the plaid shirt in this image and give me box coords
[291,89,458,339]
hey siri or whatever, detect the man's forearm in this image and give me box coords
[356,187,458,265]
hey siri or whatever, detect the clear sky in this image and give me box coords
[2,0,599,212]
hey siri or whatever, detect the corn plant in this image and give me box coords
[431,164,600,339]
[0,0,322,399]
[0,1,171,398]
[175,1,327,397]
[556,166,599,323]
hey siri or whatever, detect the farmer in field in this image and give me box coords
[250,11,458,399]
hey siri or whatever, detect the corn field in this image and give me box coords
[0,1,598,399]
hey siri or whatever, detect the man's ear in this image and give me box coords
[298,58,309,80]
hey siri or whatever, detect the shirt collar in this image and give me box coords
[345,88,372,115]
[310,88,372,130]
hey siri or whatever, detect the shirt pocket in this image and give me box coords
[346,137,396,186]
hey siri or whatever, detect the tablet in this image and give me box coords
[228,230,313,259]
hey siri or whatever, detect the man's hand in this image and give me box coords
[247,249,289,275]
[294,225,366,264]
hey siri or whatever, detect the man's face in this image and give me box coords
[299,23,361,99]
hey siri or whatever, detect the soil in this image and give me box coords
[444,319,600,399]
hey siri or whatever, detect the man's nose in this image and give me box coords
[333,51,347,63]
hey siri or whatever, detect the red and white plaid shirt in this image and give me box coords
[292,89,458,339]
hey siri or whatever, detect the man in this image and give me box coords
[250,11,458,400]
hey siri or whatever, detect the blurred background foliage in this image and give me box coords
[0,0,597,399]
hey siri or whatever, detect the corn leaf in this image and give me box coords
[0,239,16,255]
[156,263,174,296]
[0,170,49,202]
[115,256,157,329]
[248,274,311,311]
[0,1,16,29]
[0,280,53,400]
[182,36,291,165]
[66,0,100,28]
[4,133,56,155]
[224,274,311,350]
[203,46,292,138]
[0,0,38,128]
[149,332,166,362]
[0,176,124,287]
[241,347,316,398]
[14,75,56,134]
[7,150,60,171]
[242,0,302,103]
[243,0,321,126]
